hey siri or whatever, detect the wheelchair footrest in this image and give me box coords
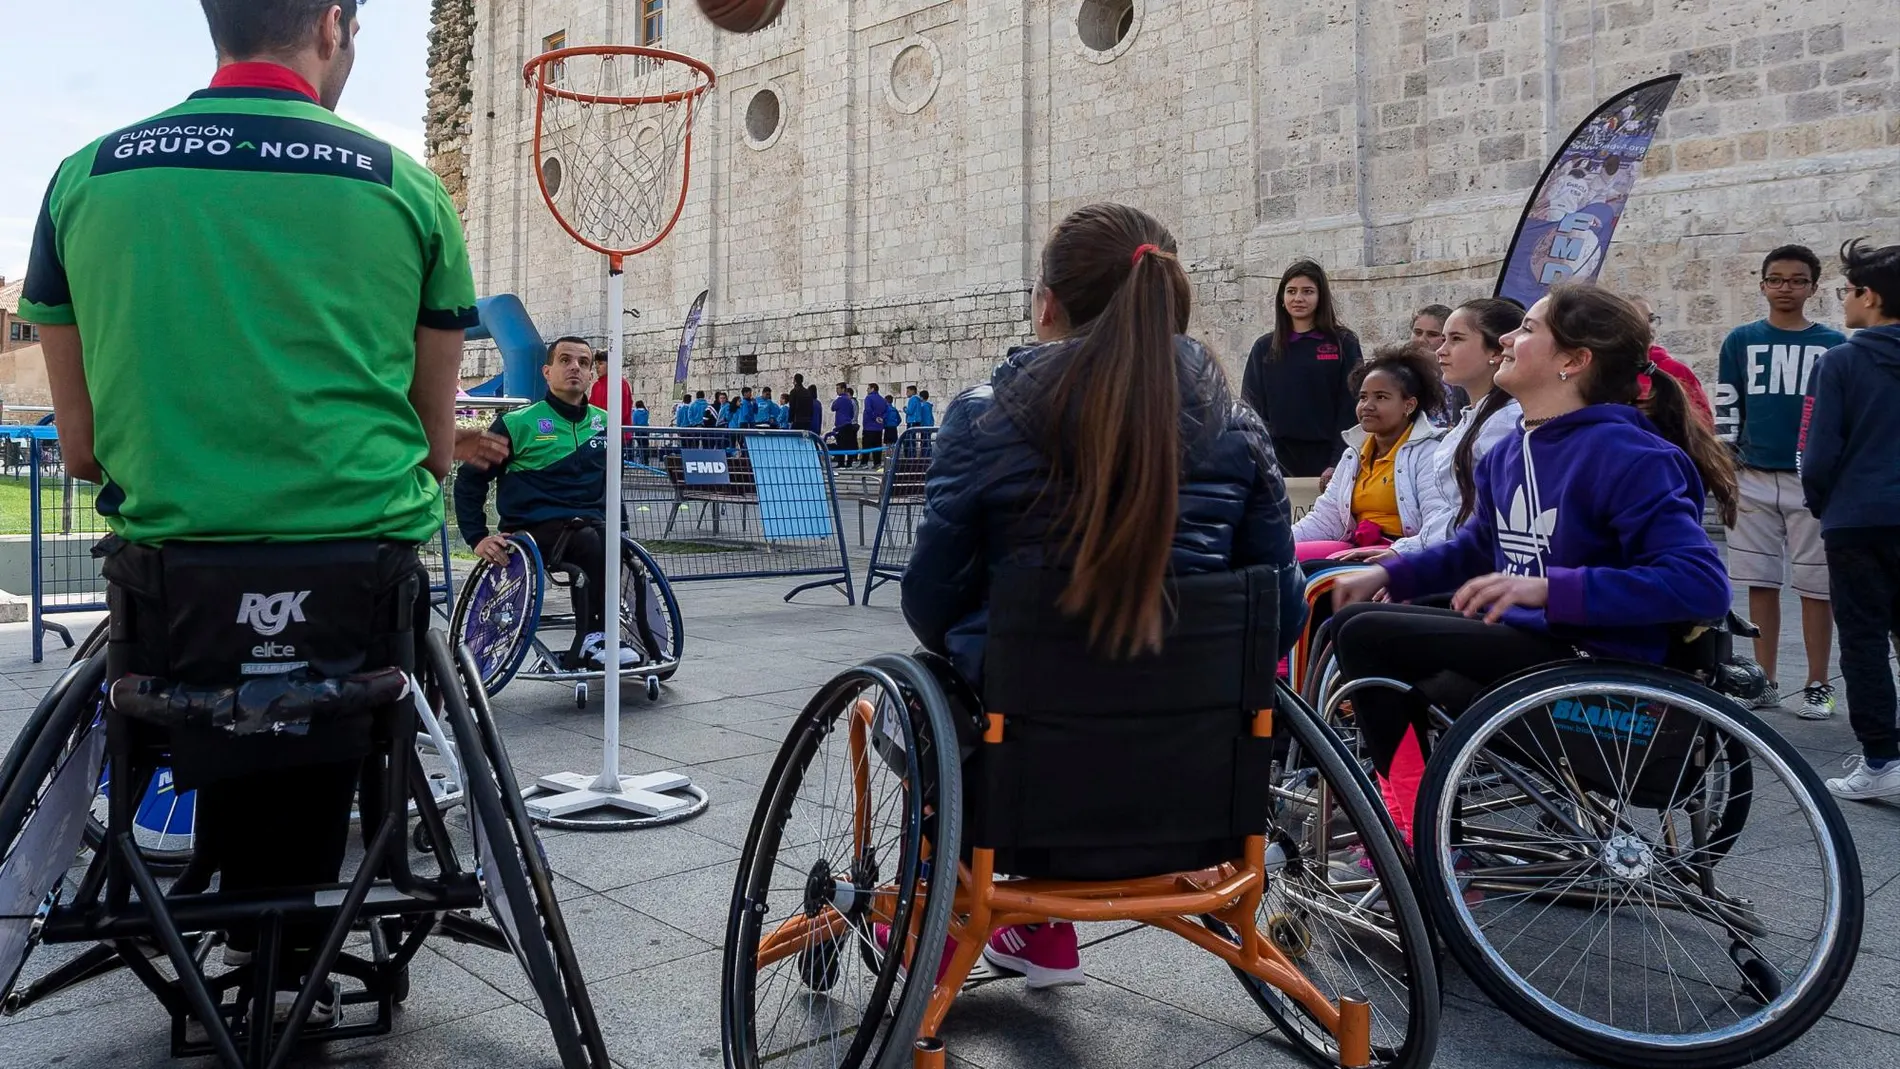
[40,875,482,944]
[110,667,409,737]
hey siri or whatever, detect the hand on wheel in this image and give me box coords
[1330,566,1390,609]
[1330,546,1398,563]
[1452,573,1549,624]
[474,535,512,566]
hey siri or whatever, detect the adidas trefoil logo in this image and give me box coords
[1497,486,1558,572]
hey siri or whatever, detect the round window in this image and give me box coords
[745,89,783,146]
[541,155,564,198]
[1077,0,1136,53]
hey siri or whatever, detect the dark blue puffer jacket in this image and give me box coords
[902,336,1306,688]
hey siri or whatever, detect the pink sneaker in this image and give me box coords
[874,923,956,984]
[982,923,1085,989]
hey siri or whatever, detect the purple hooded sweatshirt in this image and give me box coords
[1384,404,1730,664]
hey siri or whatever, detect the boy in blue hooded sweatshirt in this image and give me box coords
[1802,239,1900,801]
[1329,284,1738,842]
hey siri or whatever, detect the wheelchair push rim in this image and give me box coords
[1417,666,1862,1068]
[1216,680,1438,1069]
[0,656,107,1011]
[722,658,961,1069]
[450,535,545,696]
[489,535,685,695]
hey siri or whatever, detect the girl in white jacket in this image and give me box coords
[1337,299,1527,562]
[1292,345,1448,560]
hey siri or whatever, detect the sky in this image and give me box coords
[0,0,432,282]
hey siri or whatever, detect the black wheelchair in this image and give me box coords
[721,565,1443,1069]
[0,540,607,1068]
[1285,580,1864,1069]
[450,523,684,707]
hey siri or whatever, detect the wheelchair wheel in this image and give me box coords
[425,631,609,1069]
[0,654,107,1009]
[722,655,962,1069]
[82,762,195,872]
[1208,681,1439,1069]
[620,536,683,681]
[1416,663,1862,1069]
[450,536,545,696]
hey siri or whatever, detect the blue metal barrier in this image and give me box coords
[861,427,937,604]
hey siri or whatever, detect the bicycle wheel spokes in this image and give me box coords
[1423,670,1859,1068]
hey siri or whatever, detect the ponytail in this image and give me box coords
[1453,388,1514,525]
[1447,297,1526,524]
[1037,204,1191,657]
[1639,367,1739,526]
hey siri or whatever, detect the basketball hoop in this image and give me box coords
[524,46,716,268]
[519,45,715,830]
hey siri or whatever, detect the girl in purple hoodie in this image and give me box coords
[1327,283,1738,841]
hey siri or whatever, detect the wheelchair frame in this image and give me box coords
[0,631,609,1069]
[723,654,1440,1069]
[451,530,684,708]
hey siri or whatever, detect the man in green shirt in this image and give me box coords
[14,1,477,1020]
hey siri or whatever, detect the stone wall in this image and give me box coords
[443,0,1899,405]
[427,0,477,213]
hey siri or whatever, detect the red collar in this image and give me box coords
[210,62,319,103]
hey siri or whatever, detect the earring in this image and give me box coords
[1559,370,1569,381]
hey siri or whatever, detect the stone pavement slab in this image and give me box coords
[1,582,1896,1069]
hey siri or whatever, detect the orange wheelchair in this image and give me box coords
[719,565,1440,1069]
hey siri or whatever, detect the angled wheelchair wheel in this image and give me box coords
[82,762,195,872]
[0,654,107,1010]
[722,655,962,1069]
[1208,681,1439,1069]
[1416,663,1862,1069]
[620,536,683,681]
[425,631,609,1069]
[451,535,545,696]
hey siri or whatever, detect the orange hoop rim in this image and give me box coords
[522,45,716,106]
[525,44,716,265]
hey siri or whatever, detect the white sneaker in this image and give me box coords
[1798,683,1838,721]
[1747,681,1783,711]
[274,978,339,1027]
[616,643,639,668]
[579,632,607,667]
[1825,755,1900,801]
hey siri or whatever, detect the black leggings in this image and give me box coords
[1331,602,1575,778]
[522,519,608,652]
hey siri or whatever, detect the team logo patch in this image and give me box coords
[538,418,555,433]
[1317,343,1341,361]
[591,416,605,431]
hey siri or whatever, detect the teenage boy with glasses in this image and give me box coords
[1713,245,1848,719]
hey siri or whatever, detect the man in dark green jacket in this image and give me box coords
[455,336,633,668]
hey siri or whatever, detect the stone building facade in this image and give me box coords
[432,0,1898,404]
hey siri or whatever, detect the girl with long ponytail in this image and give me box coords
[901,203,1304,981]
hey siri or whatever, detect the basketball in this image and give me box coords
[697,0,787,33]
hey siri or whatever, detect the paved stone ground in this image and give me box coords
[1,581,1895,1069]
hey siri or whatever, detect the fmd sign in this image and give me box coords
[682,449,731,486]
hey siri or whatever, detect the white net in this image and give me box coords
[528,48,714,258]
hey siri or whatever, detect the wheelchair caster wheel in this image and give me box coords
[411,820,435,854]
[796,936,843,992]
[1267,912,1313,960]
[574,682,589,708]
[645,675,661,702]
[1733,943,1783,1005]
[390,965,412,1005]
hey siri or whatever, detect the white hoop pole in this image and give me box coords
[593,259,626,792]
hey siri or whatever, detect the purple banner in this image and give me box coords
[1496,75,1680,309]
[674,289,709,384]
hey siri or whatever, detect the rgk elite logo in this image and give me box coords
[237,591,311,637]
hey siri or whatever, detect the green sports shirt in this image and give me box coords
[15,84,479,544]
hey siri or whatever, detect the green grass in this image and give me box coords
[0,475,90,536]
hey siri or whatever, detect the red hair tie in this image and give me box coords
[1131,243,1161,265]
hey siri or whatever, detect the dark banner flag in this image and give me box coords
[674,289,709,384]
[1495,75,1681,309]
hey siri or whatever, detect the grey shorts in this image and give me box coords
[1726,467,1828,600]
